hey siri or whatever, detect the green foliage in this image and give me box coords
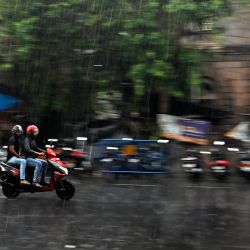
[0,0,233,132]
[165,0,230,21]
[0,63,12,71]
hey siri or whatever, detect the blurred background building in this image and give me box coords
[180,5,250,135]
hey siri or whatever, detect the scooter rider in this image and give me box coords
[7,125,30,186]
[21,125,48,186]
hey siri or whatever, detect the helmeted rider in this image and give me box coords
[7,125,30,185]
[21,125,48,187]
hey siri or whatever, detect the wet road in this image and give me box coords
[1,172,250,250]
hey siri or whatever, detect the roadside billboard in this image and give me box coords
[157,114,210,145]
[225,121,250,142]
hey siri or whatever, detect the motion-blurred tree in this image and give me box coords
[0,0,232,137]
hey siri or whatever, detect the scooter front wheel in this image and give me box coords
[56,180,75,200]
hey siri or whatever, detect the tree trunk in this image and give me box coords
[159,91,170,114]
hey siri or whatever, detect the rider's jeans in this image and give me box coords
[7,156,27,180]
[26,158,42,183]
[37,159,48,181]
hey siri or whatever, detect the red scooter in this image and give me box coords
[0,148,75,200]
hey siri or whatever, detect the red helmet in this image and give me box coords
[26,125,39,136]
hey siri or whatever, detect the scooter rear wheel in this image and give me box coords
[2,179,20,198]
[56,180,75,200]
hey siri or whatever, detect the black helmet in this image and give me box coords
[11,125,23,135]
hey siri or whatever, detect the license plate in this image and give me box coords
[181,157,197,161]
[128,159,140,163]
[100,158,113,162]
[83,161,91,167]
[190,168,202,172]
[211,166,225,170]
[183,163,196,168]
[214,170,226,173]
[241,161,250,164]
[241,167,250,172]
[151,162,161,167]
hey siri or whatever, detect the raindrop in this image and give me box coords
[138,0,143,15]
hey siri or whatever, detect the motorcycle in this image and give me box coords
[0,148,75,200]
[208,149,230,179]
[181,149,203,178]
[236,150,250,176]
[54,148,92,172]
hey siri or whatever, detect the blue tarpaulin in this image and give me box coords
[0,93,21,111]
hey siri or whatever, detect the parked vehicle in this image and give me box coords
[96,139,168,174]
[47,138,92,172]
[54,148,92,172]
[0,148,75,200]
[181,149,203,178]
[208,148,230,179]
[235,150,250,176]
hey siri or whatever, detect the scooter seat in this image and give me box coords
[6,162,20,169]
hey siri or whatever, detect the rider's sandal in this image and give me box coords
[20,180,31,185]
[33,183,43,188]
[40,180,49,186]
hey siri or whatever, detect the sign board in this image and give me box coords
[157,114,210,145]
[225,122,250,142]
